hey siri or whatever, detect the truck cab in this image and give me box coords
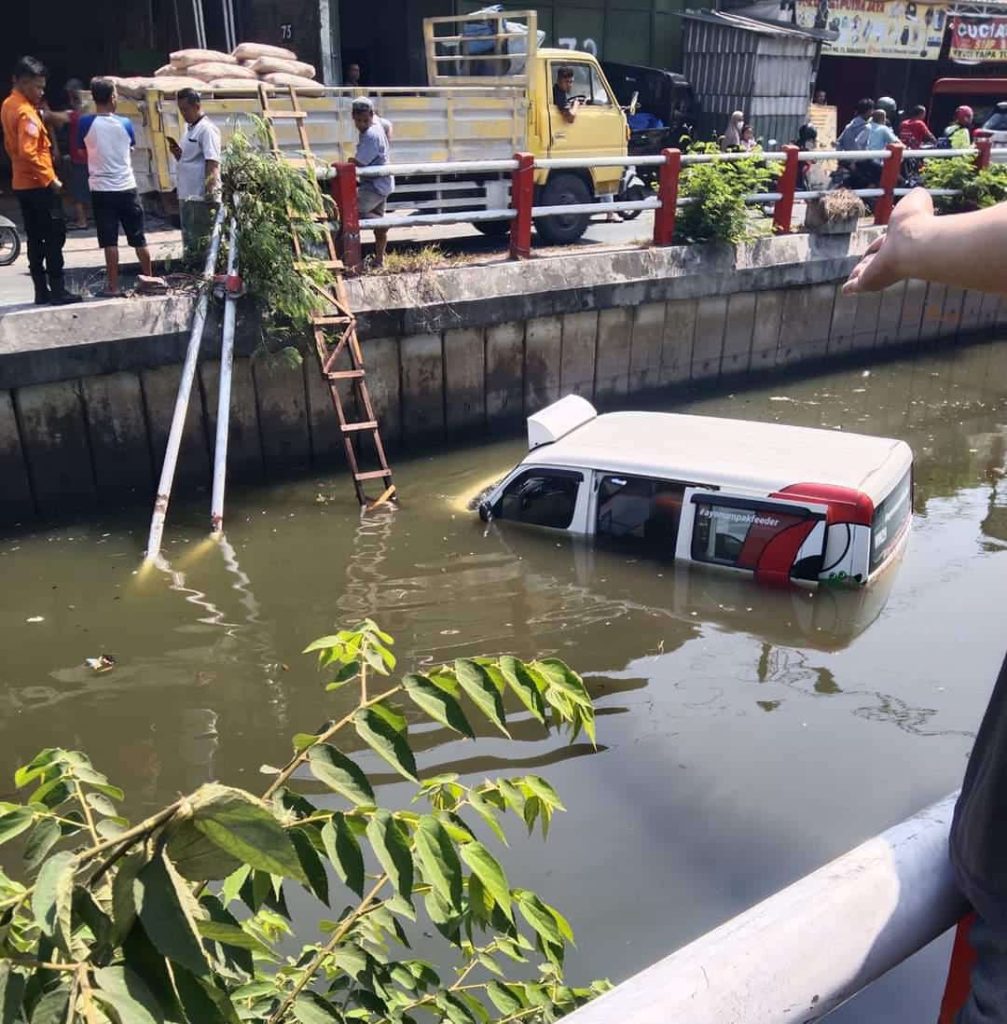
[426,10,628,242]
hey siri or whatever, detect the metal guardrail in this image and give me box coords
[325,139,995,270]
[560,793,966,1024]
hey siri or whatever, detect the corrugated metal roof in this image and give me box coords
[682,9,836,42]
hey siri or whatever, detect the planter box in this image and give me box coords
[804,197,862,235]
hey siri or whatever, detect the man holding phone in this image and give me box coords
[167,88,221,266]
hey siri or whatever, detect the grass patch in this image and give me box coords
[366,244,463,275]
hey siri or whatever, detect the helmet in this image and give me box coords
[877,96,897,117]
[956,104,974,122]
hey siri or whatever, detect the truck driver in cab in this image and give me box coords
[553,65,581,124]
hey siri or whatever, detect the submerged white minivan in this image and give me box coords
[477,396,913,587]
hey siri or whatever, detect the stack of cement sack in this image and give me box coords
[110,42,322,98]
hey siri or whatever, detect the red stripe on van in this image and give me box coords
[771,483,875,526]
[753,520,818,585]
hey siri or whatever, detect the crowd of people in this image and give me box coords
[1,52,399,297]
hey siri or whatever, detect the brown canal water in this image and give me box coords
[3,338,1007,1019]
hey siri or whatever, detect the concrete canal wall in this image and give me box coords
[0,227,1004,521]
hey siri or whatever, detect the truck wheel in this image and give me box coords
[535,174,591,245]
[473,221,511,238]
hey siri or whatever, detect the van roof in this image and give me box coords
[522,411,912,504]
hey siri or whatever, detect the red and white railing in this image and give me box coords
[327,139,994,271]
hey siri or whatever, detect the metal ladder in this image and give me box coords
[257,84,395,509]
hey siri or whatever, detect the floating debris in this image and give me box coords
[26,616,44,623]
[85,654,116,674]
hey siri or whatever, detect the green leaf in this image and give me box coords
[365,810,413,902]
[289,828,329,904]
[0,963,26,1024]
[454,660,509,737]
[194,919,274,956]
[307,745,375,806]
[292,733,318,753]
[321,815,364,897]
[292,992,343,1023]
[135,850,211,977]
[0,808,34,847]
[13,750,58,789]
[121,921,185,1021]
[31,850,75,953]
[403,674,475,738]
[220,865,250,907]
[353,707,418,783]
[499,657,547,725]
[413,815,462,911]
[92,966,163,1024]
[166,818,243,883]
[111,851,146,945]
[459,842,511,922]
[28,776,72,811]
[188,784,307,884]
[467,791,507,846]
[23,818,61,875]
[85,791,119,818]
[301,634,344,654]
[435,991,477,1024]
[198,895,255,981]
[485,981,523,1015]
[523,775,566,812]
[172,965,241,1024]
[27,979,69,1024]
[515,890,562,946]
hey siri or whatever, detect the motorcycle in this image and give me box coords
[614,164,649,221]
[0,214,21,267]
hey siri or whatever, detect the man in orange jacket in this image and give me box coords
[1,56,80,304]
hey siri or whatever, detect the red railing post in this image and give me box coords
[975,134,993,171]
[652,148,681,246]
[509,152,534,260]
[772,144,799,235]
[873,141,904,226]
[331,162,362,272]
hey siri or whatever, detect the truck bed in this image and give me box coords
[116,86,528,196]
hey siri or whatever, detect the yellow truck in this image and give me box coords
[113,10,628,244]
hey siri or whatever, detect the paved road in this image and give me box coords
[0,212,655,309]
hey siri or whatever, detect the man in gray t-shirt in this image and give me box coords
[168,88,222,266]
[350,97,393,265]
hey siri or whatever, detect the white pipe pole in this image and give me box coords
[562,793,966,1024]
[210,213,239,535]
[145,204,226,562]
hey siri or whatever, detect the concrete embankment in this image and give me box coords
[0,229,1003,522]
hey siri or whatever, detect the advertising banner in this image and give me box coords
[795,0,948,60]
[949,16,1007,61]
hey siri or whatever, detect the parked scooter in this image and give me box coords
[0,214,21,267]
[614,165,649,221]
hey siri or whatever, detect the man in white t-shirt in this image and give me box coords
[78,77,152,296]
[168,88,221,266]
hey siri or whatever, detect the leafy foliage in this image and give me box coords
[675,142,779,245]
[221,121,336,353]
[0,621,609,1023]
[921,155,1007,213]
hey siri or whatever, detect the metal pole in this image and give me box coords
[211,212,239,535]
[144,204,226,562]
[561,793,966,1024]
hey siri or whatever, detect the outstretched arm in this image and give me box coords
[843,188,1007,296]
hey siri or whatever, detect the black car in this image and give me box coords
[600,60,699,179]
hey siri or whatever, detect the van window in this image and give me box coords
[691,497,822,578]
[595,475,685,554]
[496,469,582,529]
[870,469,912,572]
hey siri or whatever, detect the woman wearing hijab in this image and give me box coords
[722,110,744,150]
